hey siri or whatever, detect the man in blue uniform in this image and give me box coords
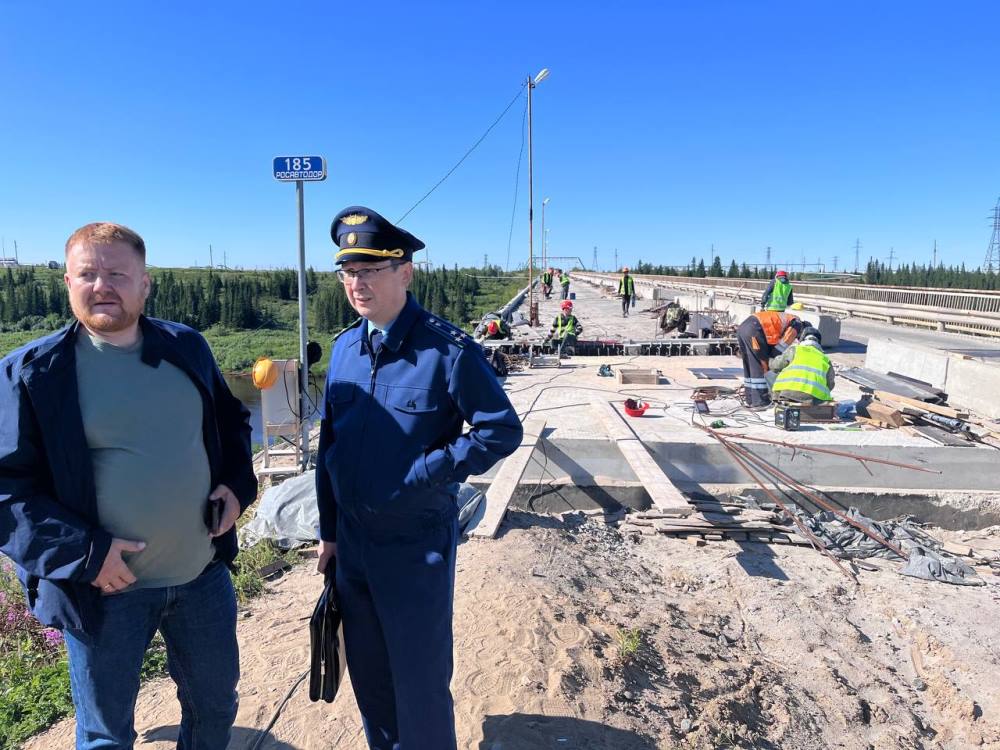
[315,206,523,749]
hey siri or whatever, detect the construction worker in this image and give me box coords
[761,270,794,311]
[547,299,582,356]
[559,269,571,300]
[768,326,835,404]
[736,309,803,407]
[658,302,690,335]
[480,318,510,340]
[618,267,635,317]
[541,267,554,299]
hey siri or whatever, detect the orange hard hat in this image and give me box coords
[251,357,279,389]
[561,300,573,311]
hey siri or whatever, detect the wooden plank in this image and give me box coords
[865,402,905,428]
[874,391,967,419]
[467,417,547,539]
[591,399,692,515]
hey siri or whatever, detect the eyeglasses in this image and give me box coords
[336,263,403,283]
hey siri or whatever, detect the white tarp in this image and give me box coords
[240,470,486,549]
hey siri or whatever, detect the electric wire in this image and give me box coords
[504,96,529,272]
[397,85,526,225]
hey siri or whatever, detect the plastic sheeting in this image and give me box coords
[240,470,486,550]
[796,506,983,587]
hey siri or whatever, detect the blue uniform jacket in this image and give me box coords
[316,294,523,539]
[0,317,258,633]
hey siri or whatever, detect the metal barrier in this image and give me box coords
[572,271,1000,338]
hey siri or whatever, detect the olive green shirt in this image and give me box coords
[75,331,214,589]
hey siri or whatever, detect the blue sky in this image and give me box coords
[1,1,998,273]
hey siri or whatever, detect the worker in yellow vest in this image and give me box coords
[546,299,582,357]
[541,267,554,299]
[617,267,636,317]
[761,270,794,311]
[768,326,835,404]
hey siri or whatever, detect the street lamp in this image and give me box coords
[541,197,550,269]
[527,68,549,325]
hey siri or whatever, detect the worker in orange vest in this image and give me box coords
[736,310,803,407]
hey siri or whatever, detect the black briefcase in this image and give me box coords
[308,563,347,702]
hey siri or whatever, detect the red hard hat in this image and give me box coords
[561,300,573,311]
[487,320,499,334]
[776,270,788,277]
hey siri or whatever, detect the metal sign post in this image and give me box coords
[273,155,327,470]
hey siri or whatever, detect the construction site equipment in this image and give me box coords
[774,403,801,431]
[259,358,305,476]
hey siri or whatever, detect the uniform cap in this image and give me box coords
[330,206,425,265]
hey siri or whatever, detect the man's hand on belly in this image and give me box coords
[92,538,146,593]
[208,484,240,538]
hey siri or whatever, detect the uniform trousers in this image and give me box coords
[336,509,459,750]
[736,317,773,407]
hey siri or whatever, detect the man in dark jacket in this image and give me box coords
[0,222,257,750]
[316,207,522,750]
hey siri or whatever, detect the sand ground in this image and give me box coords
[25,510,1000,750]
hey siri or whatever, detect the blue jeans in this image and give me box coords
[64,561,239,750]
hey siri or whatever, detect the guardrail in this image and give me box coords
[572,272,1000,339]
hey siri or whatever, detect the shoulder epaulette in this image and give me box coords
[332,317,363,342]
[424,315,471,349]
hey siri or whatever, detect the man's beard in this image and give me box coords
[73,299,142,334]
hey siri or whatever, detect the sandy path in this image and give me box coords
[25,512,1000,749]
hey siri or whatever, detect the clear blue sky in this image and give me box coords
[2,1,998,273]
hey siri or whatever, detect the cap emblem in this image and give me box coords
[341,214,368,226]
[346,232,357,246]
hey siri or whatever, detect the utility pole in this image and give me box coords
[832,255,838,271]
[592,246,598,271]
[985,198,1000,274]
[526,68,550,326]
[483,253,488,270]
[13,240,18,265]
[614,248,619,271]
[854,238,861,272]
[933,240,938,267]
[765,246,771,267]
[209,244,214,269]
[888,247,896,271]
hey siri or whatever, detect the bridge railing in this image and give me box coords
[572,272,1000,338]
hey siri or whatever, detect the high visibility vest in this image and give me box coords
[773,344,832,401]
[766,279,792,311]
[554,314,577,339]
[754,311,795,345]
[560,273,570,285]
[542,272,553,285]
[618,276,634,296]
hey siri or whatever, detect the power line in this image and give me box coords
[504,95,529,271]
[397,86,526,225]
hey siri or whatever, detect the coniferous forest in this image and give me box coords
[0,265,523,370]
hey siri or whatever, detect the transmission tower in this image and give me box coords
[985,197,1000,274]
[832,255,839,271]
[592,246,598,271]
[765,246,771,267]
[853,238,861,272]
[888,247,896,271]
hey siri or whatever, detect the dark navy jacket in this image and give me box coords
[316,294,522,539]
[0,317,257,633]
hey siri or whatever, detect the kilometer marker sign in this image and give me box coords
[273,155,327,182]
